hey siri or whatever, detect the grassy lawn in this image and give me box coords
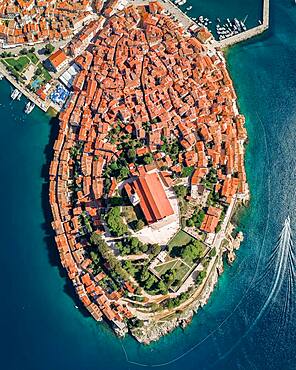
[32,62,52,86]
[5,56,30,72]
[174,260,191,281]
[154,259,177,276]
[38,63,51,82]
[168,230,193,249]
[27,53,39,65]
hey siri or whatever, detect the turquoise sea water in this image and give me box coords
[0,0,295,369]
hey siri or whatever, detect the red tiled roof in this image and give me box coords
[132,172,174,224]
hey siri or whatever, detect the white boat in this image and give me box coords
[234,18,242,32]
[24,101,35,114]
[16,91,22,100]
[0,73,4,80]
[11,88,20,100]
[240,20,247,31]
[186,5,192,10]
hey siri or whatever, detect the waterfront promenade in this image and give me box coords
[0,62,60,113]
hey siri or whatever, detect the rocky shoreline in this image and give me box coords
[131,250,227,344]
[130,205,248,344]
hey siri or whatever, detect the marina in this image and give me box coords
[0,0,269,116]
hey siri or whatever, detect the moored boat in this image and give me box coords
[11,88,20,100]
[16,91,22,100]
[24,101,35,114]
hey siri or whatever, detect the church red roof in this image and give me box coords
[132,172,174,224]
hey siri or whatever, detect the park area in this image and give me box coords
[168,230,194,249]
[1,52,51,88]
[152,253,192,291]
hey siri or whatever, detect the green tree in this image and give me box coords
[174,185,187,198]
[20,48,28,54]
[127,148,136,161]
[135,219,145,231]
[90,232,104,246]
[181,240,204,263]
[119,166,129,179]
[106,207,128,236]
[145,275,156,290]
[196,270,206,285]
[140,268,150,282]
[143,154,153,165]
[157,280,168,294]
[150,244,161,256]
[44,43,55,55]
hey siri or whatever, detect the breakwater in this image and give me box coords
[214,0,269,47]
[131,0,269,48]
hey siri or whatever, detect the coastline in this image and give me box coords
[47,2,250,342]
[0,0,262,344]
[3,0,296,368]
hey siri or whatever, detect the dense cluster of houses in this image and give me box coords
[0,0,102,46]
[48,1,247,331]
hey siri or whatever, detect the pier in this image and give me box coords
[213,0,269,48]
[0,62,61,113]
[130,0,269,48]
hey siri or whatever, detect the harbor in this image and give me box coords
[130,0,269,48]
[213,0,269,48]
[0,0,269,115]
[0,61,60,113]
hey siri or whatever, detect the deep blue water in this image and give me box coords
[0,0,296,369]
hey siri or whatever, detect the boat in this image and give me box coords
[24,101,35,114]
[186,5,192,10]
[16,91,22,100]
[240,20,247,31]
[0,73,4,80]
[11,88,20,100]
[234,18,242,32]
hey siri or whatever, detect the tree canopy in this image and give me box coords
[106,207,128,236]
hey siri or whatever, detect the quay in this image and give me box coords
[131,0,269,48]
[0,62,60,113]
[213,0,269,48]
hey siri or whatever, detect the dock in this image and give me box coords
[0,0,269,114]
[131,0,269,49]
[213,0,269,48]
[0,61,60,113]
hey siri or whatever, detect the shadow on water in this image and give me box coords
[40,115,90,318]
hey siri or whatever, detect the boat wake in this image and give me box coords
[121,217,295,368]
[210,216,295,367]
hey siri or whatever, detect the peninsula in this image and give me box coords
[0,0,267,343]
